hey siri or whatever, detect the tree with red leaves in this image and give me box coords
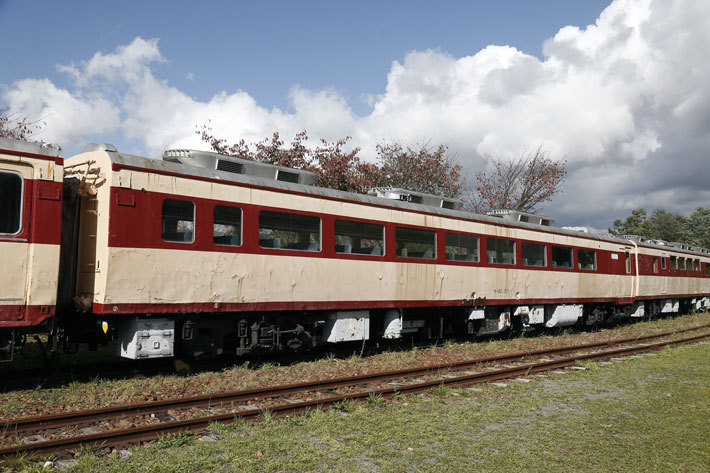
[375,141,463,198]
[0,106,41,140]
[466,144,567,213]
[197,125,464,196]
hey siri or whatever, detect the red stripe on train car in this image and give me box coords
[106,187,710,279]
[0,305,55,327]
[91,293,710,315]
[0,146,64,165]
[110,162,710,259]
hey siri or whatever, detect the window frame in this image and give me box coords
[213,204,243,247]
[486,237,516,265]
[445,232,480,263]
[521,241,547,267]
[0,170,24,236]
[161,198,196,244]
[577,248,597,271]
[395,226,436,260]
[334,218,385,256]
[258,210,322,252]
[551,245,574,269]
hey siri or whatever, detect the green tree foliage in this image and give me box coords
[609,207,709,248]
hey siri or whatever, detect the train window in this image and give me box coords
[396,227,435,259]
[162,199,195,243]
[445,233,479,262]
[670,255,677,270]
[679,257,686,270]
[0,171,23,235]
[577,249,597,271]
[522,242,546,267]
[694,259,700,271]
[213,205,242,246]
[625,251,631,274]
[551,246,572,268]
[487,238,515,265]
[706,264,710,277]
[653,257,658,273]
[661,257,667,270]
[259,210,321,251]
[334,220,384,255]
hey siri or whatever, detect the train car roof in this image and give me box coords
[0,137,63,159]
[68,145,710,258]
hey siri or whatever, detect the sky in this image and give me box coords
[1,0,708,230]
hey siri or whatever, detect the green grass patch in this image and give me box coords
[5,340,707,472]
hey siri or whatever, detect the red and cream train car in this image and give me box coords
[61,144,710,359]
[0,138,64,356]
[1,138,708,361]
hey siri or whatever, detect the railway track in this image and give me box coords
[1,325,708,459]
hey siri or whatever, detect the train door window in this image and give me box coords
[259,210,321,251]
[670,255,677,270]
[625,251,631,274]
[487,238,515,265]
[213,205,242,246]
[522,242,546,267]
[577,249,597,270]
[679,257,686,270]
[551,246,572,268]
[396,227,435,259]
[653,257,658,273]
[445,233,479,262]
[694,259,700,271]
[334,220,384,255]
[162,199,195,243]
[0,171,23,235]
[661,257,667,270]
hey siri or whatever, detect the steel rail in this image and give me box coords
[0,331,707,458]
[3,323,709,435]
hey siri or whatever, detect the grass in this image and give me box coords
[4,338,708,472]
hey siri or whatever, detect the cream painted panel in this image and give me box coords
[67,151,113,304]
[100,248,635,306]
[0,242,30,305]
[25,244,61,306]
[0,243,59,306]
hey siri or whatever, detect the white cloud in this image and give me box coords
[1,0,708,229]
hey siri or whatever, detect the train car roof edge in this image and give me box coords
[67,148,710,258]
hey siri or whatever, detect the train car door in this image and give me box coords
[0,158,34,324]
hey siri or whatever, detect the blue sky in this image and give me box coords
[1,0,708,229]
[1,1,610,115]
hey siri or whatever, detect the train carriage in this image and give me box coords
[1,137,709,362]
[58,144,710,359]
[0,138,63,357]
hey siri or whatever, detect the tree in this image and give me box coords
[466,144,567,214]
[609,207,709,248]
[609,208,649,236]
[687,207,710,248]
[374,141,463,198]
[197,125,465,196]
[0,106,41,140]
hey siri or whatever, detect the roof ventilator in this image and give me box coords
[162,149,317,186]
[486,209,554,227]
[368,187,463,210]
